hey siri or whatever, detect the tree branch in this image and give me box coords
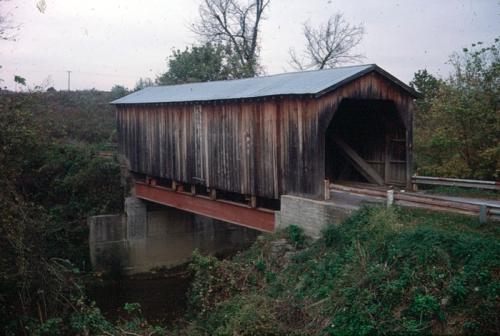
[192,0,270,76]
[289,13,365,71]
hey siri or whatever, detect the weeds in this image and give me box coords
[286,225,306,248]
[182,206,500,335]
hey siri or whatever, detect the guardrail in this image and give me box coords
[330,183,500,223]
[412,176,500,191]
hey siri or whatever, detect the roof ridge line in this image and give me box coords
[111,64,420,105]
[150,64,375,89]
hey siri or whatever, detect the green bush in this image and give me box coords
[286,225,306,248]
[411,39,499,180]
[0,91,127,333]
[183,206,500,335]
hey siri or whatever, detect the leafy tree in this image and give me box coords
[0,91,128,332]
[0,0,18,84]
[413,39,499,180]
[409,69,442,129]
[14,74,26,86]
[110,84,128,98]
[410,69,440,99]
[289,13,365,70]
[157,43,247,85]
[0,0,18,41]
[18,90,117,143]
[0,96,37,181]
[134,77,154,91]
[191,0,270,77]
[0,96,57,330]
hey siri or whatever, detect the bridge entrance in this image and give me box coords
[325,99,408,187]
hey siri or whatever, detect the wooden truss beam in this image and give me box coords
[333,136,384,185]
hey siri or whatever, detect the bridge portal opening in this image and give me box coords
[325,99,407,186]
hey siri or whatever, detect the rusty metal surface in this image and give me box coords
[135,182,275,232]
[111,64,418,105]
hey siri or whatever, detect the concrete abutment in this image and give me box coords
[276,195,355,238]
[89,197,259,274]
[89,195,358,273]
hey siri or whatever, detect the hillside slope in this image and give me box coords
[179,206,499,335]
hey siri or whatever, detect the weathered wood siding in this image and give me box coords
[116,71,414,199]
[117,101,280,198]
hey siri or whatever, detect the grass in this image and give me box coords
[176,206,500,336]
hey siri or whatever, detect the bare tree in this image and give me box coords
[289,13,365,71]
[191,0,270,77]
[0,0,18,41]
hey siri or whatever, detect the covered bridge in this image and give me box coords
[112,64,418,231]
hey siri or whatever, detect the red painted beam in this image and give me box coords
[135,182,275,232]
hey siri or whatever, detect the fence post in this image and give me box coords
[479,204,487,223]
[386,189,394,208]
[324,179,331,200]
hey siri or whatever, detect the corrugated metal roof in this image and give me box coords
[111,64,417,105]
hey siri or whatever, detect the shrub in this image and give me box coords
[286,225,306,248]
[183,206,500,335]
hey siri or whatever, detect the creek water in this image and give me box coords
[89,270,191,326]
[88,243,258,325]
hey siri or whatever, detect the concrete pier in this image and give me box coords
[89,197,259,274]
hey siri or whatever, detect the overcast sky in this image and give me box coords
[1,0,498,91]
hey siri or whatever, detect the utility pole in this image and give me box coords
[67,70,72,91]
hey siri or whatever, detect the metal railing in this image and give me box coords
[330,183,500,223]
[412,175,500,191]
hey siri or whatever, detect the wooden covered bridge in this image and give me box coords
[112,64,418,232]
